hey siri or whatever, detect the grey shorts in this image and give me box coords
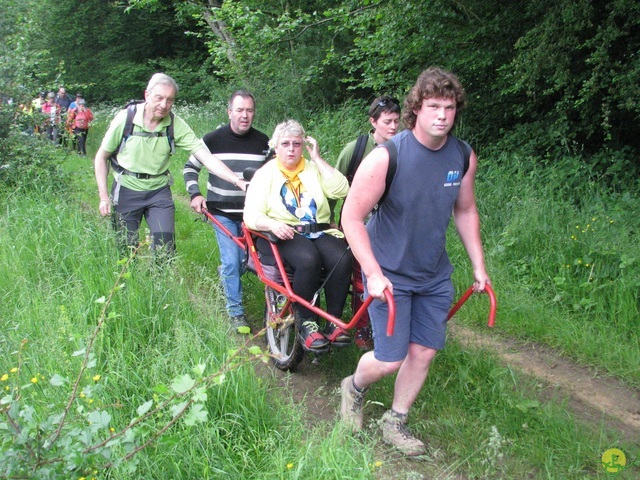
[110,184,175,249]
[367,275,454,362]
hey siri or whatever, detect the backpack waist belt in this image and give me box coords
[110,159,169,179]
[291,223,331,234]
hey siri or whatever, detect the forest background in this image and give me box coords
[2,0,640,174]
[0,0,639,479]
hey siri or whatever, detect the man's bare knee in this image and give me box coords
[407,344,438,364]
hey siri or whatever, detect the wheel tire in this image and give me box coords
[264,286,305,371]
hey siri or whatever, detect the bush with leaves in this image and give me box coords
[0,108,68,198]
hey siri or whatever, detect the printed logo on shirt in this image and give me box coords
[444,170,461,187]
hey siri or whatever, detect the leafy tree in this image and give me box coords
[0,0,212,104]
[4,0,639,176]
[500,0,640,158]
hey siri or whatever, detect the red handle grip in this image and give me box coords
[447,283,496,327]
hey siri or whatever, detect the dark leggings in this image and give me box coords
[73,127,89,155]
[257,233,353,319]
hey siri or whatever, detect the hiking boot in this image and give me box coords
[379,410,426,456]
[324,322,351,346]
[230,314,251,334]
[298,320,329,350]
[354,325,373,350]
[340,375,367,431]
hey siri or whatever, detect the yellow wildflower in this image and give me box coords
[92,374,101,381]
[30,377,38,384]
[10,367,18,373]
[286,463,293,470]
[1,374,8,381]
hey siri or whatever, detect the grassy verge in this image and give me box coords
[449,153,640,388]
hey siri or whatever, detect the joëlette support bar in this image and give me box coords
[447,284,497,327]
[201,208,396,336]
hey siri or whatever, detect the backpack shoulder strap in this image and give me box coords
[117,102,138,154]
[346,134,369,184]
[378,140,397,206]
[167,111,175,155]
[456,137,472,177]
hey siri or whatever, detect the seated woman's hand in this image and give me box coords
[270,219,295,241]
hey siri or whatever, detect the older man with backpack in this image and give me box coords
[94,73,245,256]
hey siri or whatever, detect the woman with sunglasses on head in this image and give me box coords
[331,95,401,349]
[335,95,401,185]
[244,119,353,351]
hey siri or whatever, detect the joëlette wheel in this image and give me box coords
[264,286,304,371]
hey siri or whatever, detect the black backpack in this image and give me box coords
[379,137,472,206]
[345,134,369,185]
[109,101,175,171]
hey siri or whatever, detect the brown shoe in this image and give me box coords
[340,375,367,431]
[379,410,426,456]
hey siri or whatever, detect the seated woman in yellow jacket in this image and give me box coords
[244,119,353,350]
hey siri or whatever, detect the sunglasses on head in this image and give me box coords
[376,97,400,109]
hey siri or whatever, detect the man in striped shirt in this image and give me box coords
[184,90,269,333]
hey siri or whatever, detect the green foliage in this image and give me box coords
[5,0,640,179]
[450,150,640,386]
[0,108,68,198]
[0,0,211,104]
[499,0,640,158]
[0,235,271,478]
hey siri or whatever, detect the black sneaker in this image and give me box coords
[324,322,352,346]
[298,320,329,350]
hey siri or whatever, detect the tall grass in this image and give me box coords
[1,104,637,479]
[448,153,640,387]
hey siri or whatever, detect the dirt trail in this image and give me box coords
[449,323,640,441]
[264,323,640,439]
